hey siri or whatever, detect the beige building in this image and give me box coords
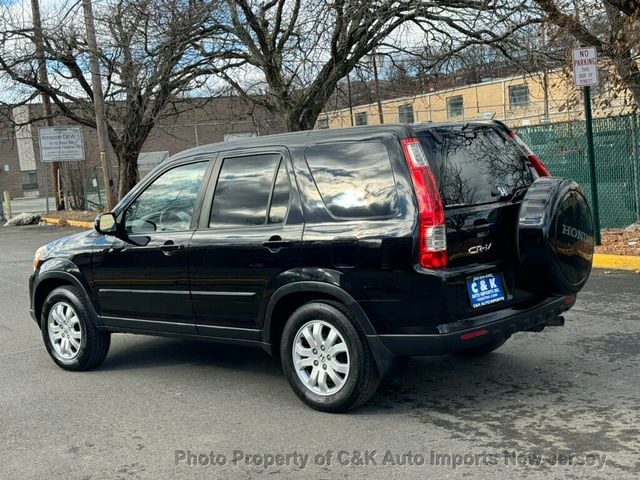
[318,69,633,129]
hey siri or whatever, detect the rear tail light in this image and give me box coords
[508,129,550,177]
[401,138,447,269]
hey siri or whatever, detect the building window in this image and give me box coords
[21,170,38,191]
[398,104,414,123]
[317,118,329,129]
[447,96,464,118]
[354,112,368,126]
[509,85,530,109]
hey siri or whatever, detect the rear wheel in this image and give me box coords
[456,337,507,357]
[280,301,380,412]
[41,286,110,371]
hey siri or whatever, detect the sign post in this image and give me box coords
[572,47,601,245]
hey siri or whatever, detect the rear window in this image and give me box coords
[305,142,398,218]
[417,126,534,208]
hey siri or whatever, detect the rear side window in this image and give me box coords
[305,142,398,218]
[210,154,283,226]
[417,126,534,208]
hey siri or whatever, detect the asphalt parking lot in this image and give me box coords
[0,225,638,480]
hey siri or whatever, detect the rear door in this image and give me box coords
[188,149,303,337]
[414,124,537,312]
[416,124,535,267]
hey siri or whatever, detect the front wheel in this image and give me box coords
[280,301,380,412]
[41,286,111,371]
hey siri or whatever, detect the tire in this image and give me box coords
[41,285,111,371]
[280,300,381,412]
[455,337,507,357]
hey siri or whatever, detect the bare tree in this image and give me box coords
[534,0,640,109]
[0,0,225,199]
[202,0,535,132]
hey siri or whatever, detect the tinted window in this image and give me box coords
[305,142,398,218]
[417,126,534,208]
[125,161,208,233]
[210,154,280,226]
[268,160,290,224]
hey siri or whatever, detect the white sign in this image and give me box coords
[572,47,599,87]
[38,127,85,162]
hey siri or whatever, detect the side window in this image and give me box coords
[125,161,209,234]
[305,142,398,218]
[268,160,291,224]
[210,154,281,226]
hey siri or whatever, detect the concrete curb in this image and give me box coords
[41,216,94,229]
[593,253,640,271]
[39,216,640,271]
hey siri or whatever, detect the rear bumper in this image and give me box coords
[375,295,574,356]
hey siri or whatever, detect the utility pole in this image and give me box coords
[82,0,116,210]
[540,22,550,123]
[30,0,62,212]
[346,73,354,127]
[371,51,384,124]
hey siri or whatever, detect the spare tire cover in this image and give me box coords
[518,177,594,295]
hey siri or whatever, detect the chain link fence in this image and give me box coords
[517,114,640,229]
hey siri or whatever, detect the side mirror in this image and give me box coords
[95,212,118,235]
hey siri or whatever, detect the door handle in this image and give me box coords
[263,235,293,252]
[159,240,185,256]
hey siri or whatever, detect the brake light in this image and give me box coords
[508,129,550,177]
[401,138,447,269]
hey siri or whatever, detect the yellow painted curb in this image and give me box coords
[593,253,640,271]
[41,216,93,229]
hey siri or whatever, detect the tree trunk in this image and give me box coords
[116,152,139,200]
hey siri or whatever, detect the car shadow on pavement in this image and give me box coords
[99,336,282,377]
[365,351,576,414]
[97,334,576,414]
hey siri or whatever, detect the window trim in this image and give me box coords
[202,149,294,230]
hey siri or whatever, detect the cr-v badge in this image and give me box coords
[469,243,492,254]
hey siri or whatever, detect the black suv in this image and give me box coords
[29,121,594,412]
